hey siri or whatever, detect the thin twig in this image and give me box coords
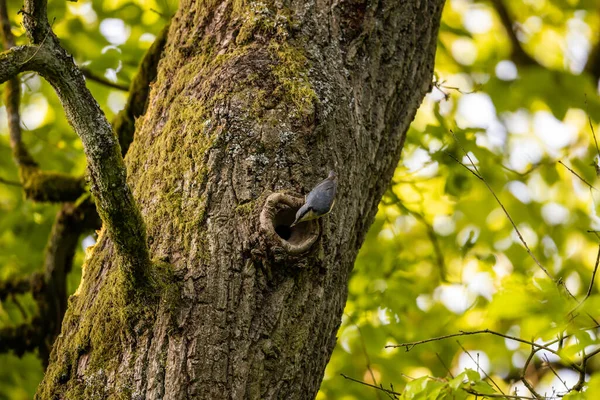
[520,344,545,399]
[585,95,600,161]
[449,130,554,282]
[387,329,559,356]
[456,341,505,396]
[435,352,454,378]
[0,176,21,186]
[558,161,597,191]
[463,388,538,399]
[444,151,483,181]
[542,354,569,391]
[586,244,600,300]
[80,67,129,91]
[568,243,600,316]
[340,374,402,396]
[354,321,384,400]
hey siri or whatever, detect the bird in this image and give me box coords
[291,171,337,227]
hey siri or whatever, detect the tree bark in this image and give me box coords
[38,1,445,399]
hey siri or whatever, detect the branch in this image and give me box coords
[387,329,560,356]
[463,388,537,399]
[520,345,545,399]
[19,167,85,202]
[81,67,129,91]
[573,347,600,391]
[113,23,169,156]
[558,161,597,191]
[456,341,505,396]
[21,0,51,44]
[1,0,86,202]
[0,318,43,356]
[0,0,150,291]
[0,45,46,83]
[0,272,43,301]
[586,244,600,299]
[48,61,152,285]
[341,374,402,397]
[36,196,100,364]
[0,175,21,186]
[489,0,538,67]
[449,131,555,282]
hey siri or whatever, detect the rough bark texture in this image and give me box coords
[38,1,445,399]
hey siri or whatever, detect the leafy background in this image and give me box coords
[2,0,600,399]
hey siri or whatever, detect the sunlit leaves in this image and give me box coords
[320,0,600,398]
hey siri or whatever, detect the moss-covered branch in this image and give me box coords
[21,0,50,44]
[36,197,100,364]
[12,4,151,284]
[40,56,150,285]
[0,272,43,302]
[0,196,100,363]
[0,319,43,356]
[1,0,86,202]
[0,46,45,83]
[113,23,169,156]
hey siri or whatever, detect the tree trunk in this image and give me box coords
[37,1,445,399]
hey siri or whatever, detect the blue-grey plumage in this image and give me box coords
[291,171,337,227]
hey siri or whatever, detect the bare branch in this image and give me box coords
[463,388,537,399]
[0,175,21,186]
[21,0,50,44]
[387,329,560,356]
[449,131,555,282]
[435,353,454,378]
[444,151,483,181]
[456,341,505,396]
[81,67,129,91]
[585,95,600,162]
[340,374,402,397]
[586,244,600,300]
[489,0,538,67]
[520,345,545,399]
[558,161,597,191]
[542,354,569,391]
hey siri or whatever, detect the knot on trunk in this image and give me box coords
[260,193,319,255]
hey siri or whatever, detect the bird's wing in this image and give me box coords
[306,179,336,207]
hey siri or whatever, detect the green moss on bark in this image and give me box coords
[36,242,179,399]
[20,165,86,202]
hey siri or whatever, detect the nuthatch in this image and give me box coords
[291,171,337,227]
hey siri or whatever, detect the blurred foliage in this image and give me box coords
[319,0,600,399]
[2,0,600,398]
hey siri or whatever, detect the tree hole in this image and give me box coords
[260,193,320,255]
